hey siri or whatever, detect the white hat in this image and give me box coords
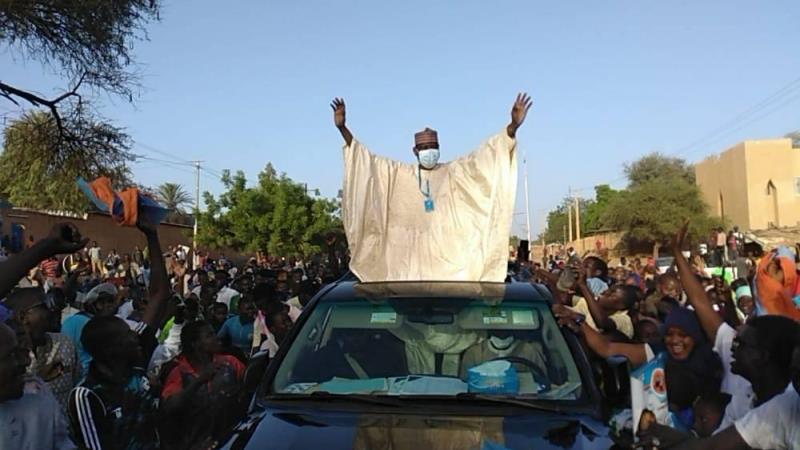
[84,283,118,304]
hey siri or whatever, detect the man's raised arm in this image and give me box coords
[506,92,532,139]
[331,97,353,146]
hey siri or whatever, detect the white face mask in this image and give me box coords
[418,149,440,169]
[489,335,514,350]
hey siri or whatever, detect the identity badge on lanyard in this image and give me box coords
[418,167,435,213]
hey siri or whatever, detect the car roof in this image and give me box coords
[317,280,553,303]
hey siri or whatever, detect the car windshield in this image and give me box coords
[271,288,583,401]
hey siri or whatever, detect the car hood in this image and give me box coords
[220,404,616,450]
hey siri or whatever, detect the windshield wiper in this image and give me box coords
[454,393,565,414]
[266,391,406,408]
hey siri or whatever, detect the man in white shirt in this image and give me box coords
[662,330,800,450]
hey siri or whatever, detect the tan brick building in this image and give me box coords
[695,138,800,231]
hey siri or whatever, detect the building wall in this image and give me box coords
[696,138,799,231]
[695,143,751,229]
[0,208,193,255]
[743,139,800,230]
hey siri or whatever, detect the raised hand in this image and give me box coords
[331,97,346,129]
[45,223,89,255]
[507,92,533,138]
[671,220,690,254]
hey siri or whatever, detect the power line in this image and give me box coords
[568,75,800,195]
[134,141,194,165]
[673,76,800,158]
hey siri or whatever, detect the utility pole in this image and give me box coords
[574,194,581,242]
[523,149,532,244]
[192,160,203,270]
[567,186,573,243]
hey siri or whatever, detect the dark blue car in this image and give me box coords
[220,280,622,449]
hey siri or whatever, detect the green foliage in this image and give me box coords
[583,184,618,233]
[0,0,160,98]
[0,111,132,212]
[541,197,592,243]
[196,164,342,257]
[624,152,695,188]
[156,182,192,213]
[602,178,722,253]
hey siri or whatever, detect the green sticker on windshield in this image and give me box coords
[370,312,397,324]
[512,310,534,325]
[482,311,508,325]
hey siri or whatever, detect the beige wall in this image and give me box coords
[695,143,751,229]
[742,139,800,230]
[696,138,799,231]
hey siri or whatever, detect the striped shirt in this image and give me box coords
[67,369,159,450]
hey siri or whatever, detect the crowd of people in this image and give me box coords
[510,222,799,449]
[1,217,798,449]
[0,221,346,449]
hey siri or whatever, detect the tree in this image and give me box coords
[0,0,160,145]
[624,152,695,188]
[602,178,721,256]
[583,184,618,233]
[156,183,192,213]
[0,111,132,212]
[541,197,593,244]
[196,164,342,257]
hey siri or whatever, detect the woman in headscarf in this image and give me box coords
[754,247,800,320]
[553,303,723,424]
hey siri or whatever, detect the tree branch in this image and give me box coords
[0,73,86,143]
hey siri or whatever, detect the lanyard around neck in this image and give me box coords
[417,166,431,198]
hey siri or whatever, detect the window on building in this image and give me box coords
[795,177,800,195]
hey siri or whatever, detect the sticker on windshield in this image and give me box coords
[512,310,534,325]
[370,312,397,324]
[482,311,508,325]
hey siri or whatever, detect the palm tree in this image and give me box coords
[156,182,192,213]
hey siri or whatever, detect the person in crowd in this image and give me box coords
[160,320,246,449]
[133,245,144,266]
[714,227,727,267]
[555,303,722,427]
[691,392,731,438]
[634,315,662,342]
[0,322,75,449]
[640,327,800,449]
[640,273,683,319]
[634,222,800,449]
[582,256,609,296]
[263,303,293,353]
[40,255,62,285]
[755,247,800,320]
[68,316,160,449]
[209,301,230,334]
[5,287,79,412]
[62,282,122,377]
[213,268,241,311]
[88,241,103,275]
[217,296,257,357]
[730,279,755,322]
[67,217,171,450]
[569,270,638,341]
[0,223,88,299]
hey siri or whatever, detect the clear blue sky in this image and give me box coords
[2,1,800,238]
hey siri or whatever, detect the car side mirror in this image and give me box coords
[601,355,631,409]
[243,350,270,395]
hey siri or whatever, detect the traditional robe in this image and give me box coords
[343,131,517,282]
